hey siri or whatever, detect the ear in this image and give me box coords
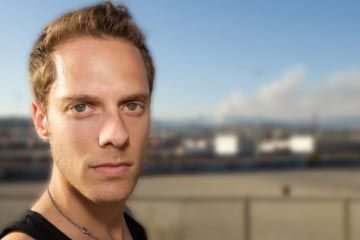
[31,101,50,141]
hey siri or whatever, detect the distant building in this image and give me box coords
[147,135,181,160]
[258,139,289,154]
[258,134,315,155]
[288,135,315,155]
[214,134,239,156]
[180,138,212,156]
[213,133,254,157]
[318,139,360,156]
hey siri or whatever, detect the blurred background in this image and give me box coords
[1,0,360,239]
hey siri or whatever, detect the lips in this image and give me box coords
[90,162,133,177]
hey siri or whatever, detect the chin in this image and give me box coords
[87,191,132,204]
[80,179,138,205]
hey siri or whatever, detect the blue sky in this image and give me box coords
[0,1,359,122]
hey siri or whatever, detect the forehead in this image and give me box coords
[50,36,149,100]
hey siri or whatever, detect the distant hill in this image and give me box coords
[152,116,360,131]
[1,115,359,131]
[0,117,32,128]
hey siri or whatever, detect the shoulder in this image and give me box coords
[1,232,35,240]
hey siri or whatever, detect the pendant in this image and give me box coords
[81,227,92,236]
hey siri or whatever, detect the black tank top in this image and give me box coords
[0,210,147,240]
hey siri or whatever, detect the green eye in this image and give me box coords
[74,104,87,112]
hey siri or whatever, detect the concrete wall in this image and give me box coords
[0,195,358,240]
[128,199,245,240]
[127,197,354,240]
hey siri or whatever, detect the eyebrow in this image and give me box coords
[121,93,150,102]
[60,93,150,105]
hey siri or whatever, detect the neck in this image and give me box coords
[34,167,127,240]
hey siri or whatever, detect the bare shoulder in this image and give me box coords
[1,232,35,240]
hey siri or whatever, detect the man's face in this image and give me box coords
[44,37,150,203]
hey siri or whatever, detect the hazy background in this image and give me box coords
[1,1,360,240]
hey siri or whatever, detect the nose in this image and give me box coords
[98,112,129,149]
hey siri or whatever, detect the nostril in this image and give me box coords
[115,137,130,150]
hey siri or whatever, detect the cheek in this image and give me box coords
[125,116,150,148]
[49,119,101,181]
[49,116,101,155]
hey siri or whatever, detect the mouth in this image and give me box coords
[90,162,133,177]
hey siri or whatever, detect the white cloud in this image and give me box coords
[257,65,305,102]
[212,66,360,123]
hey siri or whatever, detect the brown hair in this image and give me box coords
[29,2,155,110]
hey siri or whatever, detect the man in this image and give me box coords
[1,2,154,240]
